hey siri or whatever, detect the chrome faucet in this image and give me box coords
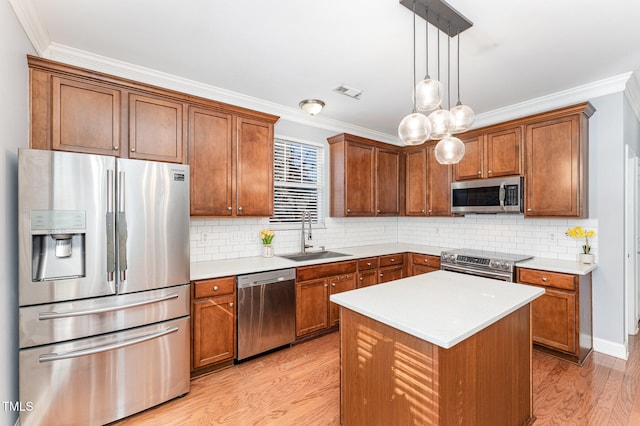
[300,210,313,253]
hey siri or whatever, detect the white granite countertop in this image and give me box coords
[190,243,597,281]
[329,270,545,349]
[190,243,449,280]
[516,258,597,275]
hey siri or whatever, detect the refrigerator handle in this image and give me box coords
[38,326,179,363]
[117,171,128,282]
[106,170,115,283]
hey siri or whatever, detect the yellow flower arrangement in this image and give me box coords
[259,229,275,245]
[566,226,595,254]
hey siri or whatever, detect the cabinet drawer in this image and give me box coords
[193,276,236,299]
[379,253,405,267]
[517,268,576,291]
[358,257,379,271]
[412,254,440,269]
[297,260,357,282]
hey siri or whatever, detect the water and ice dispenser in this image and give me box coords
[31,210,86,281]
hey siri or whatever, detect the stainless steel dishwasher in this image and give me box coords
[237,268,296,360]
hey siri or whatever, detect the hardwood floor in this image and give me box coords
[113,332,640,425]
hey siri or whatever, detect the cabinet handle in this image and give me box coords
[488,170,492,174]
[347,209,351,213]
[424,259,429,263]
[428,209,432,214]
[366,262,371,266]
[527,208,532,212]
[113,145,119,150]
[379,273,384,277]
[131,147,135,153]
[229,302,234,307]
[377,209,381,213]
[238,207,243,211]
[359,277,363,281]
[421,209,425,213]
[324,283,328,288]
[331,283,336,287]
[477,171,482,175]
[541,277,548,282]
[227,206,232,210]
[213,285,219,291]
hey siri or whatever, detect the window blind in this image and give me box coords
[271,138,324,224]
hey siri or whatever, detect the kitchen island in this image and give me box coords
[330,270,544,426]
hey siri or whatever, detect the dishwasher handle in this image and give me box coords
[237,269,296,289]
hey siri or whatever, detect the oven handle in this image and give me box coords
[38,292,179,320]
[38,326,179,363]
[441,264,513,282]
[499,182,506,211]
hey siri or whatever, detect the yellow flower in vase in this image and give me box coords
[565,226,595,254]
[259,229,275,245]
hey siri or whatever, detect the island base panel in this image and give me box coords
[339,305,533,425]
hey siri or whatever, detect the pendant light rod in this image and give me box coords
[447,22,451,110]
[412,0,417,112]
[456,28,462,104]
[436,15,440,82]
[424,7,429,79]
[399,0,472,34]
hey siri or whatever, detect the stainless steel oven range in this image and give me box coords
[440,249,533,282]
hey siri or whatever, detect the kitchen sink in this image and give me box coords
[278,250,350,262]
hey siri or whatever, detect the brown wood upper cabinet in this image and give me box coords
[405,143,451,216]
[189,108,275,217]
[128,94,187,163]
[328,133,401,217]
[524,103,595,217]
[454,126,522,181]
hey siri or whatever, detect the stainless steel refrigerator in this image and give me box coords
[17,148,191,426]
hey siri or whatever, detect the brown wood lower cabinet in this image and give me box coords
[295,260,357,339]
[516,267,592,364]
[410,253,441,275]
[191,276,236,377]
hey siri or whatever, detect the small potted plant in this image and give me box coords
[259,229,275,258]
[566,226,595,264]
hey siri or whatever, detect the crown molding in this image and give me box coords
[44,43,400,145]
[624,72,640,123]
[37,42,634,146]
[8,0,50,55]
[472,73,632,129]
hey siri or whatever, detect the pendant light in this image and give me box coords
[398,0,431,145]
[450,28,475,132]
[434,22,465,164]
[428,17,454,140]
[414,7,442,112]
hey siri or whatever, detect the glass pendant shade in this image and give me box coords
[414,78,443,112]
[434,135,465,164]
[398,112,431,145]
[451,103,475,133]
[428,108,455,140]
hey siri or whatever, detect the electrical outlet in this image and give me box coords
[202,232,209,242]
[547,232,556,242]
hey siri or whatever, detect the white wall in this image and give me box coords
[0,2,34,425]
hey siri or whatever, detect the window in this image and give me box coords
[271,138,324,225]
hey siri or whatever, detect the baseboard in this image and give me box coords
[593,337,629,360]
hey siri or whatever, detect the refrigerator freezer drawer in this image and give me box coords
[19,284,190,348]
[19,316,190,426]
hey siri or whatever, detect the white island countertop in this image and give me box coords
[330,270,545,349]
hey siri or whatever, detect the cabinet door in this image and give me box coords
[345,142,375,216]
[454,134,484,180]
[189,107,234,216]
[427,144,452,216]
[51,76,122,156]
[295,279,329,337]
[357,270,378,288]
[405,147,427,216]
[329,274,357,327]
[236,117,274,216]
[531,288,576,353]
[376,148,400,215]
[525,115,581,217]
[485,126,522,178]
[129,94,186,163]
[378,265,404,283]
[192,295,236,369]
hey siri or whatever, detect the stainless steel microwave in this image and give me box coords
[451,176,524,214]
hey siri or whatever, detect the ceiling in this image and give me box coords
[14,0,640,142]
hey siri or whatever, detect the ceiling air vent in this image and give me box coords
[333,84,363,100]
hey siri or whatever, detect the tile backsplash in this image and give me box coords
[190,215,597,263]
